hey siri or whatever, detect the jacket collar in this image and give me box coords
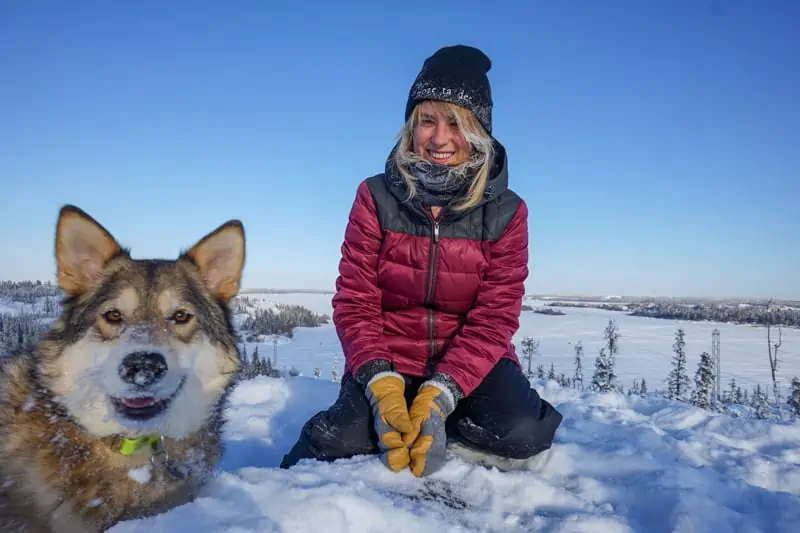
[383,138,509,222]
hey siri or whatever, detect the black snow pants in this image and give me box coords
[280,358,563,469]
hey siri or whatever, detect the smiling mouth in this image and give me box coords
[111,376,187,421]
[428,150,456,162]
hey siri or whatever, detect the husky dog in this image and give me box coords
[0,205,245,532]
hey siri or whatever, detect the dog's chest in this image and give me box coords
[35,441,209,532]
[94,451,209,527]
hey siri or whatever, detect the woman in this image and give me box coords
[280,45,562,477]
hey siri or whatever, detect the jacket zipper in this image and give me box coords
[424,216,441,377]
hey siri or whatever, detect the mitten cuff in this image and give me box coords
[422,372,463,415]
[366,370,405,389]
[353,359,394,386]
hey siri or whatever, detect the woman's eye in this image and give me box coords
[103,309,123,324]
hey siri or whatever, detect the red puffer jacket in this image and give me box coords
[332,141,527,398]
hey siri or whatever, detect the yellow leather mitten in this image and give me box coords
[365,372,414,472]
[402,381,456,477]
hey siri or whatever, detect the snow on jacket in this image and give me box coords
[332,140,528,399]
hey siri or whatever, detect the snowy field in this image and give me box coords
[2,291,799,531]
[236,292,800,396]
[109,376,800,532]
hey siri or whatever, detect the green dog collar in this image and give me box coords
[119,434,160,456]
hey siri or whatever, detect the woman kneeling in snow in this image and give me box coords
[281,45,563,477]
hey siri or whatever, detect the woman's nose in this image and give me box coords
[431,122,450,146]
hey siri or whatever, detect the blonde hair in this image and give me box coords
[393,101,495,212]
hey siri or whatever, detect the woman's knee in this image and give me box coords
[280,376,378,467]
[452,362,564,459]
[454,406,562,459]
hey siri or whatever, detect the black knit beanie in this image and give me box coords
[405,45,493,134]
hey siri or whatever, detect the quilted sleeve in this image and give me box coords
[331,180,394,384]
[433,198,529,398]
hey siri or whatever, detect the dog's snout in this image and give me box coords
[118,351,167,387]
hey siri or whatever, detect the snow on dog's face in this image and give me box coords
[41,206,244,439]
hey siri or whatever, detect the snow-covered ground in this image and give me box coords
[108,291,799,532]
[2,291,799,531]
[109,375,800,532]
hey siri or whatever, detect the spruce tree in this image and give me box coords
[751,385,771,419]
[786,377,800,418]
[251,347,263,378]
[727,378,738,404]
[238,343,251,379]
[573,341,584,390]
[691,351,715,409]
[264,357,278,377]
[639,378,647,395]
[667,328,690,402]
[521,337,539,379]
[547,363,556,381]
[591,319,620,393]
[536,364,545,380]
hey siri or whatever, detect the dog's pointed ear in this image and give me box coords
[55,205,123,296]
[185,220,245,303]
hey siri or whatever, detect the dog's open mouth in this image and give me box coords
[111,376,187,421]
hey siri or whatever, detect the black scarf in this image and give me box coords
[407,159,476,206]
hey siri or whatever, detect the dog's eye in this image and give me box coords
[103,309,123,324]
[171,309,193,325]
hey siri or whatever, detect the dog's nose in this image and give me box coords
[118,351,167,387]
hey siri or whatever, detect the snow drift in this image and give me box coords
[109,375,800,533]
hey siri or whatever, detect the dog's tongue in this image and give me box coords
[123,397,156,408]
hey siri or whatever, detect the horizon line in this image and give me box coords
[239,288,798,304]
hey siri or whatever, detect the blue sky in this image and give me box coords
[1,1,798,299]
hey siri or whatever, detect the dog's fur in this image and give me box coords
[0,206,245,532]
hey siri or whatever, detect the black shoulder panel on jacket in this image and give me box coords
[366,174,430,238]
[365,174,522,242]
[482,189,522,242]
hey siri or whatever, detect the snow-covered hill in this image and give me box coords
[110,376,800,533]
[3,290,800,530]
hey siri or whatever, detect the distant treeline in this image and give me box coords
[0,280,62,304]
[545,301,628,312]
[533,307,565,316]
[0,281,63,357]
[629,303,799,328]
[546,301,799,328]
[0,312,52,356]
[237,302,330,340]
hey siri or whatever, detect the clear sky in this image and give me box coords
[1,1,798,300]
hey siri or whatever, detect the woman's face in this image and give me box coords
[412,101,472,166]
